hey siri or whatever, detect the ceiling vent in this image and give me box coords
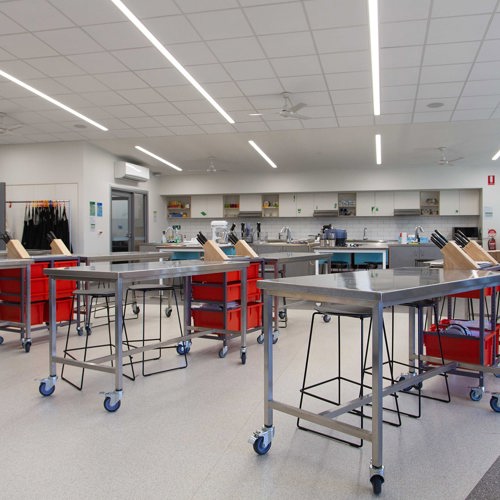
[114,161,150,182]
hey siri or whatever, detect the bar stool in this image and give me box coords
[122,283,188,376]
[297,304,401,448]
[61,288,135,391]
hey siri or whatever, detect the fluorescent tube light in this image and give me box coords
[135,145,182,171]
[368,0,381,116]
[110,0,235,125]
[375,134,382,165]
[492,149,500,161]
[0,69,108,131]
[248,140,278,169]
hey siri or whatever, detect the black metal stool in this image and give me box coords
[62,288,135,390]
[123,283,187,376]
[297,305,400,448]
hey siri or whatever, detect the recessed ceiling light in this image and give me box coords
[427,102,444,108]
[249,113,262,116]
[375,134,382,165]
[248,140,278,169]
[0,69,108,131]
[110,0,235,125]
[135,146,182,171]
[368,0,380,116]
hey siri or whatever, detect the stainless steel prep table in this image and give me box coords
[314,244,388,269]
[78,251,170,264]
[250,267,500,495]
[259,252,325,336]
[40,259,249,411]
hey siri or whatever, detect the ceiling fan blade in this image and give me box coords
[289,102,306,113]
[292,113,310,120]
[448,156,463,163]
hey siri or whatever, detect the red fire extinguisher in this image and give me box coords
[487,229,497,250]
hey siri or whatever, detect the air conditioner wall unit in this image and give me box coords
[114,161,150,182]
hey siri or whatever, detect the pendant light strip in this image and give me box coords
[368,0,381,116]
[375,134,382,165]
[135,145,183,171]
[248,140,278,169]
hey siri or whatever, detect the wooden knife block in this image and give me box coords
[50,238,72,256]
[203,240,229,261]
[462,240,498,264]
[441,241,479,270]
[6,239,30,259]
[234,240,258,258]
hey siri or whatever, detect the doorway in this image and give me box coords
[110,189,147,252]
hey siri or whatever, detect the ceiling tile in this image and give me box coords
[414,97,458,112]
[228,110,264,121]
[381,85,417,101]
[187,112,225,125]
[320,51,370,73]
[0,11,24,35]
[422,41,480,65]
[23,77,70,95]
[271,55,322,78]
[301,105,334,118]
[427,15,490,44]
[259,32,315,58]
[140,127,174,137]
[280,75,327,93]
[380,20,427,47]
[0,0,73,30]
[49,0,125,25]
[486,13,500,39]
[476,39,500,61]
[186,63,231,83]
[137,102,179,116]
[199,123,234,134]
[168,125,204,135]
[36,28,103,55]
[236,78,283,96]
[82,91,129,106]
[117,88,165,104]
[136,68,186,87]
[325,71,372,90]
[123,0,181,17]
[305,0,368,30]
[216,96,252,110]
[156,115,194,126]
[11,95,64,111]
[68,52,128,73]
[313,26,369,54]
[102,105,146,118]
[303,117,338,129]
[95,72,149,90]
[233,121,269,132]
[380,46,423,68]
[381,67,420,86]
[417,82,464,99]
[28,56,87,77]
[0,46,15,60]
[375,113,412,124]
[0,33,57,58]
[203,81,243,98]
[469,61,500,80]
[413,111,452,122]
[431,0,497,17]
[171,100,214,114]
[156,85,200,101]
[248,94,285,110]
[380,100,415,114]
[188,10,252,39]
[96,118,129,130]
[244,3,308,35]
[112,47,168,71]
[224,60,275,80]
[330,87,372,104]
[55,75,108,92]
[143,15,201,44]
[456,95,500,110]
[1,59,45,79]
[462,79,500,96]
[84,23,150,51]
[207,37,265,62]
[176,0,239,13]
[266,120,303,130]
[419,63,472,84]
[337,115,374,127]
[168,42,218,66]
[121,116,162,128]
[452,108,492,120]
[379,0,431,22]
[108,129,146,138]
[238,0,289,5]
[334,102,372,116]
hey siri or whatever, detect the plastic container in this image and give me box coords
[191,302,263,331]
[0,300,45,325]
[43,298,73,323]
[192,282,241,302]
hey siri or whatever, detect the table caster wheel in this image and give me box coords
[257,334,264,344]
[103,396,121,412]
[490,395,499,413]
[398,375,413,393]
[85,325,92,335]
[278,310,286,320]
[252,436,271,455]
[323,315,331,323]
[219,346,228,358]
[24,341,31,353]
[469,388,483,401]
[241,351,247,365]
[39,381,55,397]
[0,335,4,345]
[165,307,172,318]
[132,303,140,315]
[176,341,191,355]
[370,475,384,495]
[76,326,84,336]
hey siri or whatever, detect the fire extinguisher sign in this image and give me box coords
[487,175,495,185]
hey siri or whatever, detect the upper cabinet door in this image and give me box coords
[440,190,460,215]
[374,191,394,216]
[394,191,420,210]
[239,194,261,212]
[313,192,338,211]
[458,190,480,215]
[278,194,296,217]
[356,192,375,216]
[295,193,314,217]
[190,195,223,218]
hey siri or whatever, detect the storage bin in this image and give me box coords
[192,270,240,284]
[424,320,498,366]
[247,302,263,329]
[0,261,48,279]
[191,302,263,332]
[0,300,45,325]
[247,278,262,302]
[43,298,73,323]
[192,282,241,302]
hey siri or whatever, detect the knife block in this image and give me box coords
[50,238,72,256]
[441,241,479,270]
[462,240,498,264]
[6,239,30,259]
[234,240,258,258]
[203,240,229,261]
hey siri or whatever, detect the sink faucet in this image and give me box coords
[280,226,292,243]
[415,225,424,243]
[363,227,368,241]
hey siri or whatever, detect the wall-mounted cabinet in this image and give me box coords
[338,192,356,216]
[190,195,223,219]
[239,194,261,212]
[278,193,314,217]
[223,195,240,218]
[357,191,393,216]
[262,194,279,217]
[313,192,338,214]
[394,191,420,210]
[420,191,440,216]
[166,196,190,219]
[440,190,480,216]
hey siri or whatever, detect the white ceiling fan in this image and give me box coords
[0,112,22,135]
[437,146,463,166]
[185,156,227,175]
[279,92,310,119]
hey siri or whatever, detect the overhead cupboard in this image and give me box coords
[164,189,481,219]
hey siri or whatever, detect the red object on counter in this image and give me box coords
[487,229,496,250]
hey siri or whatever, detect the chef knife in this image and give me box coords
[456,230,470,243]
[430,235,444,249]
[431,231,448,248]
[434,230,449,244]
[240,222,245,239]
[454,233,468,247]
[256,222,261,239]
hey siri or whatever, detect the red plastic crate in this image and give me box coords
[424,320,498,366]
[247,278,262,302]
[449,287,494,299]
[247,262,260,279]
[192,270,240,284]
[43,298,73,323]
[192,306,241,331]
[247,302,263,329]
[53,260,78,298]
[0,300,45,325]
[0,277,49,302]
[192,282,241,302]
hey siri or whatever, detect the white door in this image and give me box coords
[374,191,394,216]
[278,194,297,217]
[313,192,338,211]
[295,193,314,217]
[459,190,480,215]
[239,194,262,212]
[356,192,376,216]
[440,190,460,215]
[190,195,223,218]
[394,191,420,210]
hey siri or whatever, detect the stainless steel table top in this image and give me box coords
[78,251,169,263]
[259,251,325,264]
[44,259,249,282]
[258,267,500,307]
[0,258,33,269]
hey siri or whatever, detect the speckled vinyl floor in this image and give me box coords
[0,303,498,499]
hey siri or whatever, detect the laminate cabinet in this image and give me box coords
[190,195,223,218]
[239,194,262,212]
[440,190,480,216]
[394,191,420,210]
[278,194,314,217]
[388,244,442,268]
[357,191,394,216]
[313,192,338,211]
